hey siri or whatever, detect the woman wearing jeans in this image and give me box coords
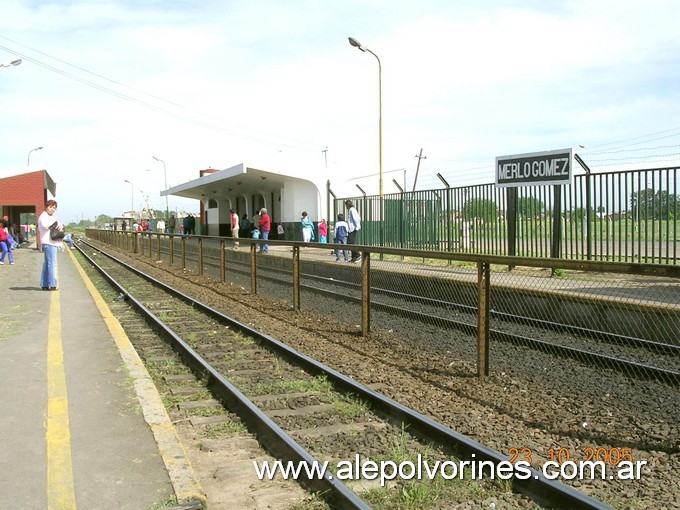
[0,220,14,265]
[37,199,63,290]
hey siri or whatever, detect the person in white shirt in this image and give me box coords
[37,200,63,290]
[345,200,361,263]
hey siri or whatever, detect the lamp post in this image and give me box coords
[124,179,134,213]
[152,156,169,220]
[348,37,382,198]
[27,146,43,166]
[348,36,383,245]
[0,57,22,68]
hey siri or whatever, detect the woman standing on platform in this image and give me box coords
[38,199,63,291]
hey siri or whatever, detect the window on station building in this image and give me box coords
[208,199,218,209]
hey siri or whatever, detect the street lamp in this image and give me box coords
[152,156,169,220]
[348,36,383,244]
[124,179,134,212]
[0,57,22,68]
[27,146,43,166]
[348,37,382,196]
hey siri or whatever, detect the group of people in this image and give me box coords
[1,217,60,268]
[0,220,33,265]
[27,198,363,292]
[300,200,361,263]
[125,214,197,235]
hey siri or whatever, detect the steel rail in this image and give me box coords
[74,243,370,510]
[192,255,679,384]
[236,260,679,355]
[80,240,614,509]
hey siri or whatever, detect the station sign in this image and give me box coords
[495,148,573,187]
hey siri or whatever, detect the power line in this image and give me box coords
[0,40,322,153]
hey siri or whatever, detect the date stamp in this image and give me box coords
[508,446,635,465]
[506,447,647,481]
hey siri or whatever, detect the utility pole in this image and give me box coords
[322,146,328,169]
[412,148,427,191]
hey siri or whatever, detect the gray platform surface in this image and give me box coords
[0,246,176,510]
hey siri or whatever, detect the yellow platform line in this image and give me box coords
[46,286,77,510]
[66,249,206,507]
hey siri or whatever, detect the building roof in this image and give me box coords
[0,168,57,197]
[162,163,316,200]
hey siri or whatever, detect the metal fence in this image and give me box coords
[90,229,680,378]
[332,165,680,264]
[89,227,680,509]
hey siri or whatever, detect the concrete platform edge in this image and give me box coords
[66,249,207,508]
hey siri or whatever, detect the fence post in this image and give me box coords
[197,238,203,275]
[293,245,300,310]
[169,235,174,265]
[133,232,138,254]
[181,236,186,269]
[361,252,371,336]
[551,185,563,260]
[157,234,162,262]
[250,244,257,295]
[506,188,517,270]
[220,240,225,283]
[476,261,490,377]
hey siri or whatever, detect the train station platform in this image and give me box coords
[0,245,204,509]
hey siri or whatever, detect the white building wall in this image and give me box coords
[281,180,322,223]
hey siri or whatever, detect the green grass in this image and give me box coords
[252,376,333,397]
[201,420,248,438]
[325,394,370,420]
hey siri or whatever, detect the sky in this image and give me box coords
[2,0,680,224]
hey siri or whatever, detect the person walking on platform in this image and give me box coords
[345,200,361,263]
[38,199,63,290]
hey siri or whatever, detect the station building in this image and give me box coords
[162,162,406,240]
[163,163,329,240]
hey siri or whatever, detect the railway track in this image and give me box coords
[153,242,679,385]
[75,239,612,509]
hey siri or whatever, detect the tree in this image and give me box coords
[569,207,588,222]
[630,188,680,220]
[462,198,498,223]
[516,196,544,217]
[95,214,113,227]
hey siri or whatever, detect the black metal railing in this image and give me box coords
[332,165,680,264]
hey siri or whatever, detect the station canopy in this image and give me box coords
[162,163,313,200]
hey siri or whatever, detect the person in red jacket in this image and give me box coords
[258,208,271,253]
[0,220,15,265]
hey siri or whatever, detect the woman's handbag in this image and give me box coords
[49,222,65,240]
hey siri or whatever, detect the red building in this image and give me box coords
[0,169,57,247]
